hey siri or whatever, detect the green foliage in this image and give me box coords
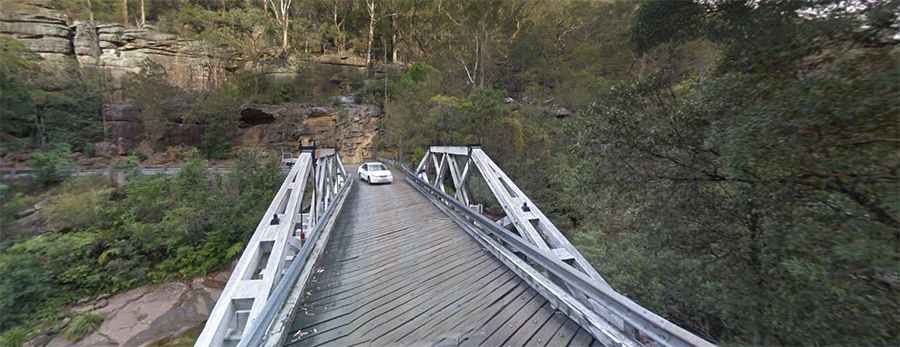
[191,84,242,159]
[0,37,36,151]
[27,144,75,186]
[0,35,103,152]
[562,25,899,346]
[62,313,103,341]
[631,0,705,55]
[42,178,113,232]
[0,327,27,347]
[0,148,281,334]
[125,63,244,158]
[0,190,37,243]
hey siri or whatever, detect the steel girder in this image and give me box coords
[405,147,716,347]
[196,148,347,347]
[417,146,607,284]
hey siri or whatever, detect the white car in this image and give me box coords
[357,162,393,184]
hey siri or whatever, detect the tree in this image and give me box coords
[266,0,293,55]
[0,38,35,151]
[28,144,75,186]
[138,0,145,27]
[120,0,128,25]
[557,1,900,344]
[365,0,377,67]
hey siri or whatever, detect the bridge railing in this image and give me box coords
[239,170,353,347]
[387,146,716,347]
[196,147,352,347]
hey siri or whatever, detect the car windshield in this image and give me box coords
[368,164,386,171]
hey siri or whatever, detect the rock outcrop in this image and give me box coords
[74,23,225,89]
[1,2,381,163]
[239,101,382,163]
[102,103,143,149]
[30,271,229,347]
[0,0,222,89]
[0,0,72,63]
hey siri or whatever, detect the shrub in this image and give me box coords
[0,327,27,347]
[27,144,74,187]
[62,313,103,341]
[42,187,112,232]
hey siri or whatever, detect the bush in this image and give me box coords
[42,187,112,232]
[62,313,103,341]
[27,144,74,187]
[0,327,27,347]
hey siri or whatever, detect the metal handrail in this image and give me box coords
[393,162,715,347]
[237,177,354,347]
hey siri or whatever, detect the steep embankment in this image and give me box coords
[0,0,382,167]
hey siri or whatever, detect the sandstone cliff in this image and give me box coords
[0,1,382,164]
[97,99,381,164]
[238,100,383,163]
[0,0,222,89]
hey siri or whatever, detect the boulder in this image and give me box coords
[163,123,204,147]
[103,103,141,122]
[551,106,573,118]
[92,142,118,158]
[308,107,332,117]
[41,271,229,347]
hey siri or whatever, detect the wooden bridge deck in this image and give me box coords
[284,171,599,347]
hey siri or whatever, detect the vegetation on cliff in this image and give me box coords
[0,0,898,345]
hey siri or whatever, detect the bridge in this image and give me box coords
[195,145,716,347]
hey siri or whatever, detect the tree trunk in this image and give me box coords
[266,0,292,56]
[333,1,344,57]
[139,0,145,28]
[391,13,399,63]
[121,0,128,26]
[87,0,94,21]
[282,16,289,54]
[366,0,377,67]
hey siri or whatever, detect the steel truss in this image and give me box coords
[196,147,348,347]
[417,145,605,283]
[409,145,715,347]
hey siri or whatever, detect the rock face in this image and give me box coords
[0,0,72,62]
[75,23,224,89]
[239,102,382,163]
[102,103,143,149]
[0,0,222,89]
[33,271,229,347]
[1,2,382,162]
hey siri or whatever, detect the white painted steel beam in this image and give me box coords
[401,159,717,347]
[429,145,470,156]
[196,148,347,347]
[417,146,610,286]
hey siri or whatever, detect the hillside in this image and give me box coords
[1,0,899,346]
